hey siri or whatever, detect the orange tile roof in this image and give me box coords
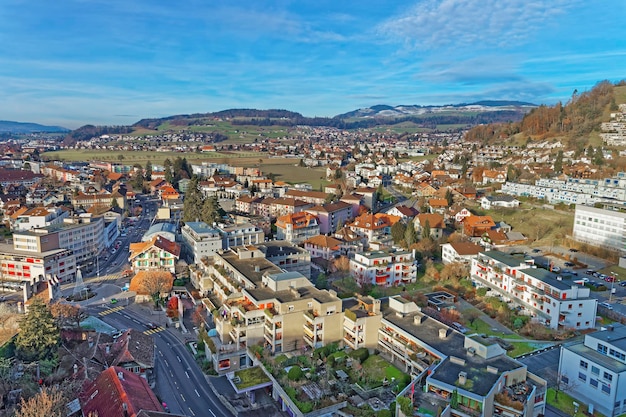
[129,235,181,259]
[416,213,445,229]
[303,234,342,249]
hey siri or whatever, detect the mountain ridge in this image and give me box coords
[0,120,69,134]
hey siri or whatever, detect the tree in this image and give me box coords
[182,177,202,222]
[202,195,225,225]
[111,197,119,209]
[404,223,417,247]
[421,219,431,240]
[444,189,453,206]
[164,158,174,184]
[15,386,67,417]
[117,154,125,161]
[145,160,153,181]
[15,298,60,362]
[132,271,174,308]
[553,150,564,173]
[391,221,407,244]
[50,302,87,328]
[593,147,605,166]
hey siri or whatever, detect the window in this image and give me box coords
[578,372,586,382]
[602,384,611,394]
[288,305,294,311]
[590,378,598,388]
[604,372,613,382]
[580,360,588,369]
[560,375,569,384]
[598,344,608,354]
[591,366,600,375]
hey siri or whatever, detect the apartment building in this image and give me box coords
[0,243,76,283]
[13,206,69,232]
[349,249,417,288]
[180,221,222,264]
[441,242,482,265]
[275,212,320,244]
[573,204,626,254]
[380,296,546,417]
[217,222,264,249]
[342,295,382,351]
[259,241,311,280]
[558,324,626,417]
[348,212,399,243]
[304,201,353,234]
[470,251,597,329]
[12,215,105,266]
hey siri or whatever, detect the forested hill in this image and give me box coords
[464,80,625,147]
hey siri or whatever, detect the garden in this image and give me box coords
[249,343,409,416]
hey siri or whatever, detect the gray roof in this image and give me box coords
[184,221,220,235]
[564,341,626,374]
[522,267,579,291]
[146,222,177,235]
[479,251,527,268]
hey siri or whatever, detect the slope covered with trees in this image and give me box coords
[464,80,625,147]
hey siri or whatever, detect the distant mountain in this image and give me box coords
[0,120,69,133]
[335,100,537,119]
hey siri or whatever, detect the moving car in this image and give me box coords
[599,302,613,310]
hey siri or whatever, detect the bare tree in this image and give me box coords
[131,271,173,308]
[14,386,66,417]
[50,302,88,328]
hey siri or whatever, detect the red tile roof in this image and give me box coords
[80,366,163,417]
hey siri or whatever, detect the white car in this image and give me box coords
[600,302,613,310]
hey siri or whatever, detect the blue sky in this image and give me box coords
[1,0,625,129]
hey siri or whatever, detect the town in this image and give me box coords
[2,96,626,417]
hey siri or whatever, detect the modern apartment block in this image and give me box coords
[573,204,626,254]
[0,243,76,283]
[12,214,104,266]
[381,296,547,417]
[349,249,417,288]
[198,246,342,374]
[558,324,626,417]
[216,222,264,249]
[275,212,320,244]
[470,251,597,329]
[259,241,311,280]
[342,294,382,350]
[180,221,222,264]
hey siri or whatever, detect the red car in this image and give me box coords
[605,276,616,282]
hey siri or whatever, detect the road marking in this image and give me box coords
[177,356,181,362]
[185,371,190,379]
[209,409,216,417]
[164,359,169,367]
[159,351,163,357]
[180,394,186,402]
[170,371,173,377]
[194,389,200,397]
[143,326,165,335]
[189,407,196,416]
[98,306,124,316]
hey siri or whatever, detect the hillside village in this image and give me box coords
[2,93,626,417]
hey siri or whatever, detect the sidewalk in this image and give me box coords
[126,301,195,344]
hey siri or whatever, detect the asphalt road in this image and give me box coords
[92,304,232,417]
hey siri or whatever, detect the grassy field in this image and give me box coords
[479,204,574,246]
[259,163,329,189]
[546,388,607,417]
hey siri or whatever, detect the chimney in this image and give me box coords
[118,371,124,380]
[439,328,447,339]
[106,345,110,354]
[458,371,467,385]
[254,265,260,273]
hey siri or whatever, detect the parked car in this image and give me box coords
[532,248,541,253]
[600,302,613,310]
[586,270,595,275]
[564,262,575,267]
[569,248,579,252]
[619,281,626,287]
[605,276,616,282]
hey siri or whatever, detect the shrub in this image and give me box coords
[288,366,303,381]
[350,347,370,363]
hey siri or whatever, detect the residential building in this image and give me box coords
[342,295,382,350]
[441,242,483,265]
[79,367,163,417]
[348,212,399,244]
[414,213,445,240]
[470,251,597,329]
[480,195,521,210]
[181,221,222,264]
[216,222,264,249]
[259,241,311,279]
[94,329,156,384]
[349,249,417,288]
[142,222,177,243]
[463,215,497,237]
[380,296,546,417]
[387,205,419,221]
[305,201,353,234]
[303,235,343,261]
[13,206,69,231]
[0,243,76,283]
[275,212,320,244]
[72,190,126,211]
[129,235,181,274]
[558,324,626,417]
[12,214,105,266]
[573,204,626,254]
[284,189,329,205]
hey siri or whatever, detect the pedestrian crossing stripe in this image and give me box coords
[143,327,165,335]
[93,273,121,282]
[99,306,124,316]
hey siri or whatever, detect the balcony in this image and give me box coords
[304,310,319,321]
[264,307,278,319]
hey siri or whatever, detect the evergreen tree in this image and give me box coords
[421,219,431,240]
[182,177,202,222]
[145,160,153,181]
[391,221,407,244]
[202,195,225,225]
[554,150,564,173]
[593,147,605,166]
[444,189,453,206]
[164,158,174,184]
[111,197,119,209]
[15,298,60,361]
[404,223,418,247]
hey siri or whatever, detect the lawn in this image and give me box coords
[233,366,271,390]
[361,355,406,383]
[546,388,606,417]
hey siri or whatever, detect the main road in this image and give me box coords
[89,304,233,417]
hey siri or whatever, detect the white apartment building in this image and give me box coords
[440,242,482,265]
[181,221,223,264]
[558,324,626,417]
[573,204,626,254]
[13,207,69,231]
[12,215,105,266]
[349,249,417,288]
[216,222,264,249]
[471,251,597,329]
[0,243,76,284]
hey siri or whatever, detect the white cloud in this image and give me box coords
[377,0,573,50]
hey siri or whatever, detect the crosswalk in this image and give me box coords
[90,273,122,283]
[143,326,166,335]
[99,306,125,316]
